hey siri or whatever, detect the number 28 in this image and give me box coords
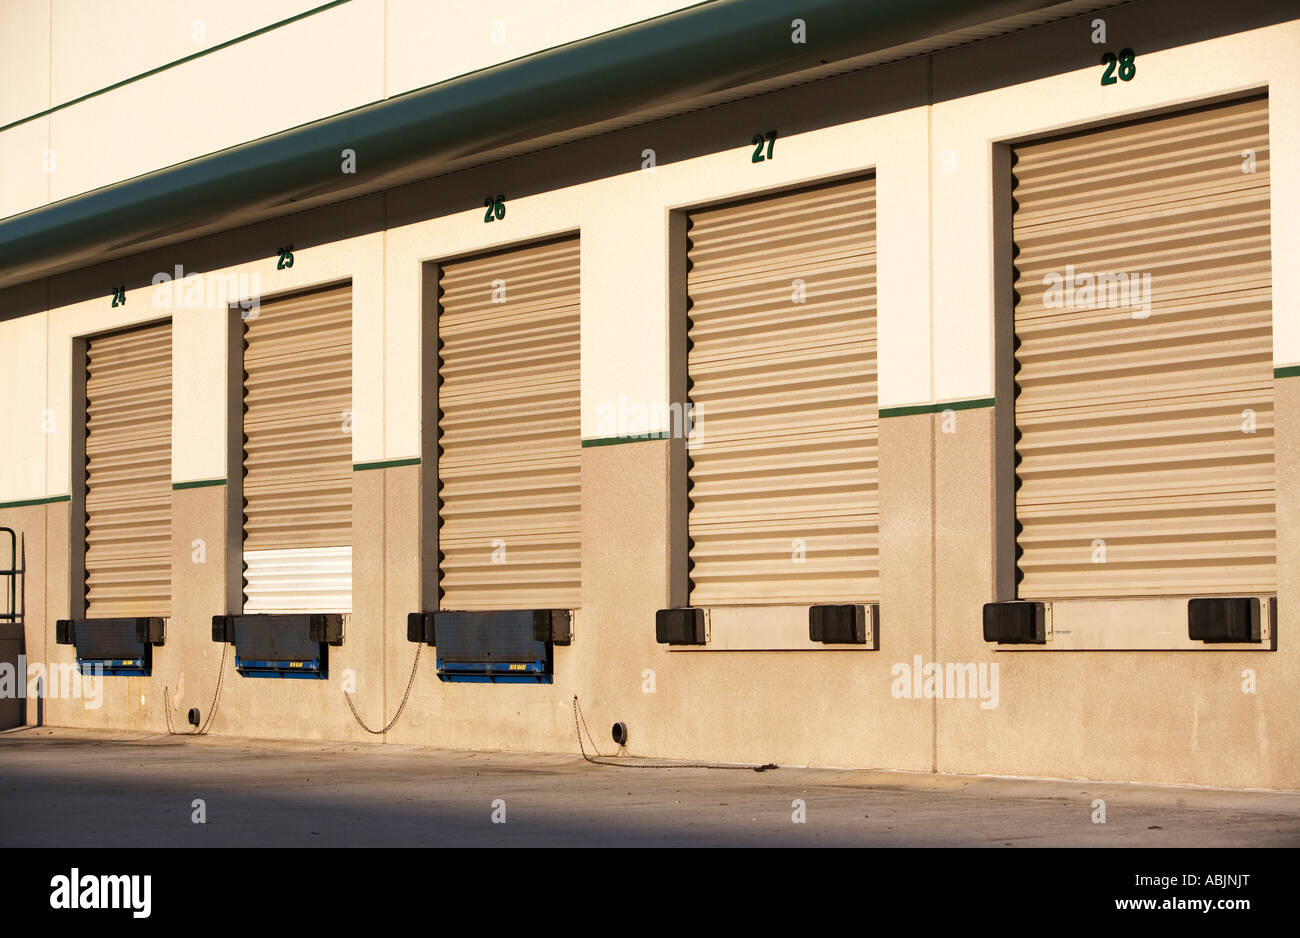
[1101,49,1136,85]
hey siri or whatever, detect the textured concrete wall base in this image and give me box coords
[3,411,1297,787]
[934,406,1299,790]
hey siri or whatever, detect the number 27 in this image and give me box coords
[751,131,777,163]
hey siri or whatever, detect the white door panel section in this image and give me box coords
[242,546,353,615]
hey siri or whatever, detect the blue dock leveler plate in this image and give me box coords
[212,614,341,679]
[433,610,554,683]
[234,655,326,679]
[56,617,163,677]
[78,657,149,677]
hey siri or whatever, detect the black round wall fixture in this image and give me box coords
[611,722,628,746]
[187,707,201,727]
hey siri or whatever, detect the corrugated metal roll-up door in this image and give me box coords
[686,177,878,606]
[1013,96,1273,599]
[437,237,581,611]
[84,322,172,618]
[243,284,353,613]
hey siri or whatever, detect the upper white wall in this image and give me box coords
[384,0,698,99]
[0,1,52,218]
[0,0,700,219]
[49,0,321,104]
[0,0,52,125]
[45,0,386,207]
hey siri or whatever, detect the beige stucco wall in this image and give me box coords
[0,311,48,502]
[930,12,1300,403]
[0,4,1296,787]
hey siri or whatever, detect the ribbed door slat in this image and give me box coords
[687,177,878,605]
[437,237,581,610]
[243,284,352,613]
[85,323,172,617]
[1013,96,1274,598]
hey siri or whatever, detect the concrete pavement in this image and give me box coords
[2,727,1298,847]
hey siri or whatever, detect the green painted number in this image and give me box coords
[751,130,777,163]
[277,245,294,269]
[1117,48,1136,81]
[483,195,505,223]
[110,285,125,307]
[1101,49,1135,85]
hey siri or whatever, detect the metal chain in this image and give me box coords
[575,694,605,758]
[164,686,176,735]
[572,695,776,771]
[196,642,228,735]
[163,641,228,737]
[344,643,422,735]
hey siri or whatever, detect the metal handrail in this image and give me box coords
[0,526,17,622]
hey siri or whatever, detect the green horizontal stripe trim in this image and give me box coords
[172,478,226,490]
[0,494,70,510]
[353,457,422,472]
[0,1,353,134]
[582,432,672,448]
[1275,365,1300,379]
[879,397,995,418]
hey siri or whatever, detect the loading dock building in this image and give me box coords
[0,0,1296,789]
